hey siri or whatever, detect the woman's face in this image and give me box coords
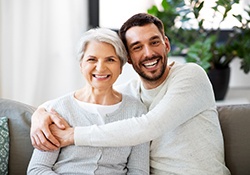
[80,40,122,91]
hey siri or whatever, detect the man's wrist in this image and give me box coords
[74,126,92,146]
[60,128,75,147]
[69,128,74,145]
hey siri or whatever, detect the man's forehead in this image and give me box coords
[125,24,162,44]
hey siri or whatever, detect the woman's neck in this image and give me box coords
[74,86,122,105]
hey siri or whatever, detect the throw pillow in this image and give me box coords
[0,117,9,175]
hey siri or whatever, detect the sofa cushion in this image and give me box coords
[0,98,36,175]
[218,104,250,175]
[0,117,9,175]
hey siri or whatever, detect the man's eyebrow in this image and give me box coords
[128,35,161,49]
[150,35,161,41]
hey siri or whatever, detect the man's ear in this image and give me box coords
[120,67,122,75]
[165,36,171,53]
[127,56,132,64]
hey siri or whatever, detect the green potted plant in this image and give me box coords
[148,0,250,100]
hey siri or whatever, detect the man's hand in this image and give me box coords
[50,124,74,148]
[30,107,68,151]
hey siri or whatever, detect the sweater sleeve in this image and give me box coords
[27,149,59,175]
[75,63,216,146]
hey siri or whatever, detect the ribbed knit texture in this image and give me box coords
[27,94,149,175]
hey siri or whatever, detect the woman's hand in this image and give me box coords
[50,124,74,148]
[30,107,68,151]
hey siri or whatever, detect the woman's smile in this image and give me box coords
[93,74,111,80]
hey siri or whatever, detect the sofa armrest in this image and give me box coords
[0,98,36,175]
[217,104,250,175]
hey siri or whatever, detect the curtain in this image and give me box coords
[0,0,88,107]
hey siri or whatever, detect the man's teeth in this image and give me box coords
[144,60,157,67]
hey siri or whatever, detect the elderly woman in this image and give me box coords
[27,28,149,175]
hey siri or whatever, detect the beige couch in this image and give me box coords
[0,98,250,175]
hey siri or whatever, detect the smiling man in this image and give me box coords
[31,13,231,175]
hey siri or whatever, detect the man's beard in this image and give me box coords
[133,56,167,82]
[137,64,166,81]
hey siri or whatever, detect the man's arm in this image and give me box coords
[74,63,216,147]
[32,63,215,148]
[30,107,68,150]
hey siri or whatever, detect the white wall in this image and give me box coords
[0,0,88,107]
[229,59,250,88]
[99,0,156,29]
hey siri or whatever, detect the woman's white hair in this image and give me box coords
[77,27,128,67]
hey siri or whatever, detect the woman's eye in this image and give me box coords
[87,58,96,62]
[107,58,115,62]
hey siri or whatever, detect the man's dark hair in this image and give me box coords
[119,13,165,52]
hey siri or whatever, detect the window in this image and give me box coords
[92,0,249,30]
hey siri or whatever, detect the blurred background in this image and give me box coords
[1,0,250,107]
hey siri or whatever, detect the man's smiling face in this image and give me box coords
[125,23,170,87]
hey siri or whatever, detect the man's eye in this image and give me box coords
[132,46,141,51]
[152,40,160,45]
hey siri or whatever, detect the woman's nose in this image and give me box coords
[96,61,106,71]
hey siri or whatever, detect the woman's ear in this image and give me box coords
[79,61,84,73]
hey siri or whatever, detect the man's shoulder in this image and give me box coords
[114,79,140,97]
[168,62,207,81]
[172,62,203,71]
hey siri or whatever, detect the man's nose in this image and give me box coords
[144,45,154,57]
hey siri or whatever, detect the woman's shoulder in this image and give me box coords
[40,92,74,110]
[122,94,146,110]
[115,94,147,119]
[122,93,140,102]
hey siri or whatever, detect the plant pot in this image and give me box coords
[207,67,230,101]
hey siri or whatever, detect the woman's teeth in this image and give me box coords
[94,75,108,78]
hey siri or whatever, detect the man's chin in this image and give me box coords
[140,73,162,82]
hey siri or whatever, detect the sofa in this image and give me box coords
[0,98,250,175]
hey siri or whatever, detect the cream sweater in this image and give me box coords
[74,62,230,175]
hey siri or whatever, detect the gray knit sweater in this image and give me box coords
[27,93,149,175]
